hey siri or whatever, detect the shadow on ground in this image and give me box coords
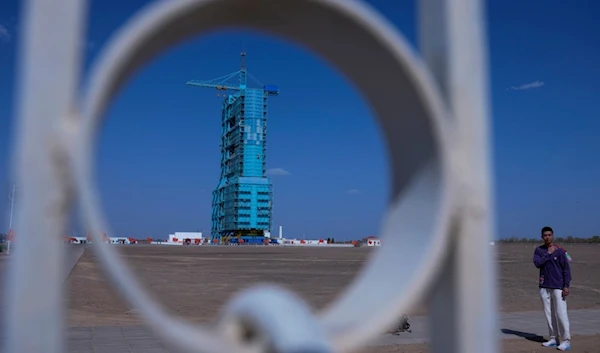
[501,328,545,342]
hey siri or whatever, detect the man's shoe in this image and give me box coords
[542,338,557,347]
[557,340,571,351]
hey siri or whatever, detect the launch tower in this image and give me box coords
[187,53,279,244]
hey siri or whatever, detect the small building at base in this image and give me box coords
[67,236,135,244]
[365,236,381,247]
[167,232,203,245]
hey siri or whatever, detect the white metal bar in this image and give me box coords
[6,184,15,254]
[420,0,498,353]
[73,1,457,352]
[8,184,15,230]
[4,0,86,353]
[418,1,462,352]
[446,0,498,352]
[6,0,495,352]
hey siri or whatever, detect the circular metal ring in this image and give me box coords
[73,0,457,352]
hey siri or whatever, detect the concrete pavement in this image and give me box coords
[0,244,85,283]
[1,246,598,351]
[63,244,86,282]
[370,308,600,346]
[0,309,595,353]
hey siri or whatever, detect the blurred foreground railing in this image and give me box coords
[4,0,497,352]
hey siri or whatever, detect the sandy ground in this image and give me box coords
[66,245,367,325]
[2,243,600,352]
[359,334,600,353]
[65,243,600,326]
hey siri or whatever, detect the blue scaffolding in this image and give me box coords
[187,52,279,244]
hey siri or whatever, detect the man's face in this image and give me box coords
[542,231,554,246]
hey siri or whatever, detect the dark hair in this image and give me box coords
[541,226,553,234]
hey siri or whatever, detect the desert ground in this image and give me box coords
[2,243,600,352]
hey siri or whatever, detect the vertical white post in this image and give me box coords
[419,0,498,353]
[448,0,499,350]
[5,1,86,353]
[8,184,15,229]
[6,184,15,254]
[279,225,283,239]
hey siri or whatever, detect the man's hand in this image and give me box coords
[548,245,557,254]
[562,287,570,298]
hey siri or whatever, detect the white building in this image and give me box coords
[108,237,130,244]
[67,236,134,244]
[366,237,381,246]
[167,232,203,245]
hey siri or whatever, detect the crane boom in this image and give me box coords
[186,80,240,91]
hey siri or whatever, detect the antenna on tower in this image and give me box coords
[240,49,247,88]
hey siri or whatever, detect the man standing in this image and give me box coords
[533,226,572,350]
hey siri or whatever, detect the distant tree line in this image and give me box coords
[499,235,600,244]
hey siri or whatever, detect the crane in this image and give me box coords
[186,52,279,96]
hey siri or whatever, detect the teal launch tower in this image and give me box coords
[186,53,279,244]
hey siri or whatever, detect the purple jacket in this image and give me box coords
[533,245,572,290]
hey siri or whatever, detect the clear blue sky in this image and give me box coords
[0,1,598,240]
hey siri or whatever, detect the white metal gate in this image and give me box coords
[4,0,497,352]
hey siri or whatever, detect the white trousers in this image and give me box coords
[539,288,571,341]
